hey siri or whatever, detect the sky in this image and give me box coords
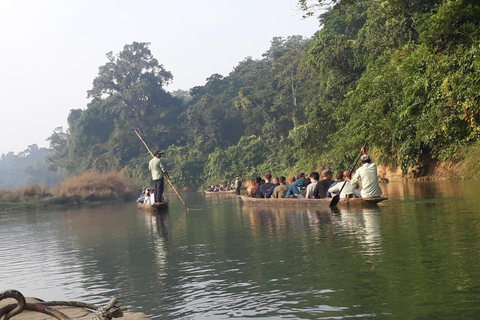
[0,0,319,155]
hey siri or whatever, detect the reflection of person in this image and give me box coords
[149,150,167,204]
[346,146,382,198]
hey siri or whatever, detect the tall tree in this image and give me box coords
[51,42,185,174]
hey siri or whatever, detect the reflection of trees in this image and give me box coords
[382,180,472,201]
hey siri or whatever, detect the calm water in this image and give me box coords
[1,180,480,319]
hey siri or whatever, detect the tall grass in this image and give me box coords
[53,170,136,201]
[0,185,52,201]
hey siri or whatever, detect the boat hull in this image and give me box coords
[239,196,387,206]
[136,200,169,213]
[204,190,237,195]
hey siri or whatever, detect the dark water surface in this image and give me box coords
[1,180,480,319]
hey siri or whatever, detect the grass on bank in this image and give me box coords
[0,170,137,211]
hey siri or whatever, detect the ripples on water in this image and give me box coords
[2,181,480,319]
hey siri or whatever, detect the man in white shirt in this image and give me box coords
[305,172,319,199]
[328,170,358,198]
[345,147,382,198]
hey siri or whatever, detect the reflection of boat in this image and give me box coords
[204,190,237,195]
[136,200,169,213]
[240,196,387,206]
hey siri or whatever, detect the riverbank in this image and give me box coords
[0,170,137,212]
[378,142,480,181]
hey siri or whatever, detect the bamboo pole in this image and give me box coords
[134,129,190,211]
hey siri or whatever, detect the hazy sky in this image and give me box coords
[0,0,319,155]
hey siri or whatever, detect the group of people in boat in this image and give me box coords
[249,147,382,199]
[136,187,158,206]
[207,177,243,195]
[207,184,234,192]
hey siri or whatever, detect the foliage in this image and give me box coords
[46,1,480,187]
[50,42,186,176]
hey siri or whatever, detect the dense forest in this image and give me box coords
[40,0,479,189]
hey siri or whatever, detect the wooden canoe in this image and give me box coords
[136,199,169,213]
[239,196,387,207]
[204,189,237,195]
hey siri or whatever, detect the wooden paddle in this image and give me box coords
[134,129,190,211]
[329,143,367,207]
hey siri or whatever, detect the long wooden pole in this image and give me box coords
[134,129,190,210]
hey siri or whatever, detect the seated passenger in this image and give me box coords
[328,170,358,198]
[260,173,275,198]
[326,171,344,197]
[143,188,151,205]
[272,176,288,198]
[305,172,319,199]
[265,176,280,198]
[313,169,334,198]
[136,188,147,203]
[149,188,156,204]
[285,172,306,198]
[250,177,262,197]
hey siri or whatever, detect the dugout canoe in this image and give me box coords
[136,199,169,213]
[204,189,237,195]
[239,196,387,207]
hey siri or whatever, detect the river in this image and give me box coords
[1,180,480,319]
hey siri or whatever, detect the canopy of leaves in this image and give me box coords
[47,1,480,188]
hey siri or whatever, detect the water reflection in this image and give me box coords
[141,212,169,279]
[241,204,384,264]
[3,182,480,319]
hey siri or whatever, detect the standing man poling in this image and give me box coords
[234,177,242,195]
[149,150,167,204]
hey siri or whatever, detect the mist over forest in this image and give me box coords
[2,0,480,189]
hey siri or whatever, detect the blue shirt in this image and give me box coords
[285,179,305,198]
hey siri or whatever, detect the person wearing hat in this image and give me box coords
[345,146,382,198]
[234,176,242,195]
[313,169,334,198]
[148,150,167,204]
